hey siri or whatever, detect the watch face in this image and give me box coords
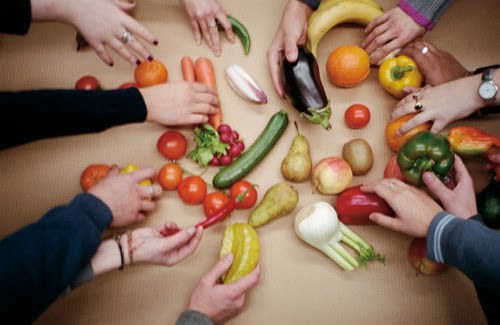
[479,81,498,100]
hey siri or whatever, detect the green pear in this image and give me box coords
[281,124,312,182]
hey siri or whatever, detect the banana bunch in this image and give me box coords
[306,0,384,57]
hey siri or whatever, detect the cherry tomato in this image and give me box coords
[344,104,370,129]
[75,76,100,90]
[230,180,258,209]
[157,130,187,160]
[158,163,183,190]
[177,176,207,205]
[80,164,111,192]
[118,82,138,89]
[203,191,230,218]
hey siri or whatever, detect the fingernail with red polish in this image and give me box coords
[153,40,159,45]
[109,62,114,67]
[136,59,141,66]
[147,56,153,61]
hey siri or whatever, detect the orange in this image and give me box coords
[326,45,370,88]
[134,60,168,87]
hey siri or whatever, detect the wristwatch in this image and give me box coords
[478,68,498,105]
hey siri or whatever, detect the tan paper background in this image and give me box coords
[0,0,499,324]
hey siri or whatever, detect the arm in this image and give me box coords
[0,193,112,324]
[0,0,31,35]
[0,88,147,149]
[427,212,500,290]
[399,0,452,30]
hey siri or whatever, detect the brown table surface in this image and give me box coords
[0,0,499,324]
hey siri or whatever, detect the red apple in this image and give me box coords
[408,238,447,275]
[312,157,353,194]
[384,155,406,182]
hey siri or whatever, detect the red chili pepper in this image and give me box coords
[160,185,256,236]
[335,185,394,225]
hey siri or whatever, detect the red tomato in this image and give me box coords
[344,104,370,129]
[80,164,111,192]
[203,192,230,218]
[177,176,207,205]
[384,156,406,182]
[75,76,100,90]
[118,82,138,89]
[158,163,183,190]
[230,180,258,209]
[335,185,394,225]
[157,130,187,160]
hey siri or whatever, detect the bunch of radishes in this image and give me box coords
[210,124,245,166]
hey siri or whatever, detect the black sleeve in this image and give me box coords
[0,0,32,35]
[0,88,147,149]
[0,193,112,324]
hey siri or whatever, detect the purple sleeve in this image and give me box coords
[398,0,452,30]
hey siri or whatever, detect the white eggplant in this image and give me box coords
[225,64,268,104]
[294,202,384,271]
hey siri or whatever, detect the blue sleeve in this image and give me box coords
[300,0,321,10]
[427,212,500,291]
[0,193,112,324]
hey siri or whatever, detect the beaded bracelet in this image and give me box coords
[114,234,125,271]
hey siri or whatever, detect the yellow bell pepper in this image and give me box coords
[219,223,260,284]
[120,163,152,187]
[378,55,423,98]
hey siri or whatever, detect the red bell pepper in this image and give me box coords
[160,185,255,236]
[448,126,500,156]
[335,185,394,225]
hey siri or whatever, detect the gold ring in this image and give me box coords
[414,102,423,110]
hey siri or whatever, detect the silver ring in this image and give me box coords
[208,22,216,29]
[389,182,397,191]
[421,46,429,55]
[148,185,155,198]
[121,31,132,44]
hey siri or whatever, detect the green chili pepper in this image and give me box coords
[397,131,455,186]
[218,16,250,55]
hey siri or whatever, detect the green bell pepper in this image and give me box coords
[397,131,455,186]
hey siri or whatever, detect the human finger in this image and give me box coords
[190,18,202,45]
[204,253,234,284]
[267,47,284,97]
[283,34,299,62]
[191,82,217,95]
[391,102,416,121]
[369,212,402,232]
[131,168,156,183]
[227,264,261,294]
[361,21,389,49]
[113,0,136,12]
[422,172,451,202]
[160,226,197,251]
[488,154,500,164]
[108,37,140,66]
[173,226,204,261]
[370,38,400,65]
[452,155,472,185]
[178,114,210,125]
[216,12,235,43]
[364,29,395,55]
[194,92,220,107]
[89,41,114,66]
[125,34,152,61]
[141,200,156,212]
[198,19,213,48]
[123,15,158,45]
[138,184,162,200]
[397,112,431,135]
[190,103,218,115]
[207,17,221,55]
[430,119,447,133]
[364,12,389,34]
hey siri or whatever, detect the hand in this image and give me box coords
[127,223,203,266]
[389,74,483,134]
[56,0,158,66]
[140,82,219,125]
[421,155,477,219]
[187,255,261,324]
[267,0,312,97]
[486,153,500,180]
[362,7,425,65]
[361,178,443,237]
[401,40,468,86]
[88,166,162,227]
[179,0,235,56]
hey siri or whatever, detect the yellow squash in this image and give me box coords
[219,223,260,284]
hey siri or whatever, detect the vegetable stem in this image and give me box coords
[322,245,355,271]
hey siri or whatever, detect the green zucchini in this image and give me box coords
[213,110,289,188]
[218,16,251,55]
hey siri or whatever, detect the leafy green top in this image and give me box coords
[187,124,228,167]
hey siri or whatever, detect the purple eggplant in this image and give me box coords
[280,46,331,130]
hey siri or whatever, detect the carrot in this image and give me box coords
[181,56,196,82]
[194,57,222,130]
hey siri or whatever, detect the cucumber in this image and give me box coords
[213,110,289,188]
